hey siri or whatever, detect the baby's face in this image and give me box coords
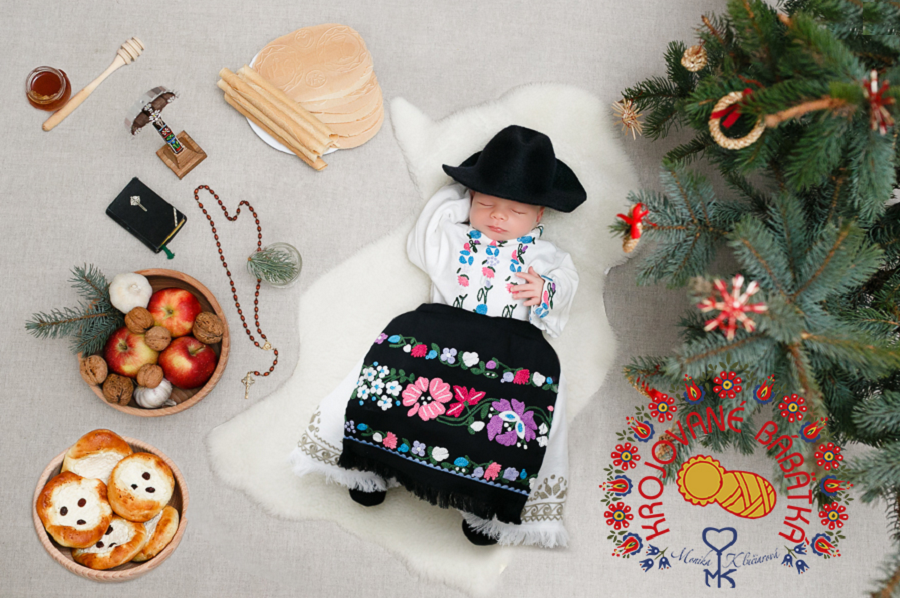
[468,191,543,242]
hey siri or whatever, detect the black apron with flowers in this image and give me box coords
[338,303,560,524]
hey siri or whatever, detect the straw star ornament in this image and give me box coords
[612,99,644,139]
[697,275,768,340]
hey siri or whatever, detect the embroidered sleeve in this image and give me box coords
[406,183,471,279]
[528,249,578,339]
[533,275,556,319]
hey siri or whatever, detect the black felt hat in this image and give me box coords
[442,125,586,213]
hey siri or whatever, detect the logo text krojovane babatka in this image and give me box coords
[600,370,852,586]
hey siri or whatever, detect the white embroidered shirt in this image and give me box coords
[406,183,578,339]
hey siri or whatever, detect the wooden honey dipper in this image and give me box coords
[42,37,144,131]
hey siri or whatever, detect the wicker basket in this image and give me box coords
[32,436,189,582]
[79,268,230,417]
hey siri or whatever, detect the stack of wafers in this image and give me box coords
[253,24,384,151]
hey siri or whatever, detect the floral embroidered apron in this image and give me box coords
[338,303,560,524]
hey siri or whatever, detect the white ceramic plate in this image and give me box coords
[244,52,337,156]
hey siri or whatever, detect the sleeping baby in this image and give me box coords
[291,125,585,547]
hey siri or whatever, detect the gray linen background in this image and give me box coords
[1,1,892,596]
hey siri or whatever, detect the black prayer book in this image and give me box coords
[106,177,186,255]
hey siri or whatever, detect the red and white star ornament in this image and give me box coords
[863,70,895,135]
[697,274,768,340]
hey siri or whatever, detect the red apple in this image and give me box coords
[159,336,218,389]
[147,288,202,338]
[104,327,159,378]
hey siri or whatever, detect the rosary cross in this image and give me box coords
[241,372,255,399]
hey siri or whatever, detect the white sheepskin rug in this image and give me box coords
[207,83,638,596]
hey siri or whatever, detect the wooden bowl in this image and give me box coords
[80,268,230,417]
[32,436,189,582]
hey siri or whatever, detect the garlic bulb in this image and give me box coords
[109,272,153,314]
[133,378,176,409]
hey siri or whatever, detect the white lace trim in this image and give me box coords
[460,511,568,548]
[288,446,391,492]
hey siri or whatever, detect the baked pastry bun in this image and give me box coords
[132,505,179,562]
[72,516,147,570]
[61,429,132,485]
[36,472,113,549]
[108,453,174,522]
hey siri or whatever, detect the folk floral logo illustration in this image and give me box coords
[600,366,854,582]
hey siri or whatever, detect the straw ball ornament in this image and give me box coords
[681,44,708,72]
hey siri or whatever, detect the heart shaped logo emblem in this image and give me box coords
[702,527,737,553]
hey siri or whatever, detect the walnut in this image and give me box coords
[144,326,172,351]
[125,307,154,334]
[136,364,164,389]
[102,374,133,405]
[192,312,225,345]
[79,355,108,386]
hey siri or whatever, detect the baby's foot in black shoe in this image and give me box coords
[462,519,498,546]
[348,487,386,506]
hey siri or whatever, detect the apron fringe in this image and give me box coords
[337,449,513,523]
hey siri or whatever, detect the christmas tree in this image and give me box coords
[610,0,900,593]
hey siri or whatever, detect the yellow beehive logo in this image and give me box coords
[676,455,776,519]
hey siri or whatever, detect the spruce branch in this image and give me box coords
[664,134,714,165]
[854,391,900,437]
[848,441,900,502]
[792,223,869,302]
[69,264,111,305]
[673,331,769,372]
[25,265,123,355]
[783,116,851,191]
[247,245,301,285]
[788,227,850,301]
[730,0,782,76]
[801,332,900,376]
[26,308,111,339]
[623,357,668,393]
[701,14,727,47]
[729,216,794,299]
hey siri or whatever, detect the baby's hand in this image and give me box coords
[512,267,544,307]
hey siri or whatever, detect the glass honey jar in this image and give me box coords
[26,66,71,111]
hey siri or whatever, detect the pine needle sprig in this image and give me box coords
[871,204,900,264]
[622,356,668,392]
[247,245,301,285]
[69,264,111,306]
[25,264,123,355]
[634,163,742,287]
[854,391,900,438]
[663,134,714,165]
[26,307,101,341]
[848,441,900,503]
